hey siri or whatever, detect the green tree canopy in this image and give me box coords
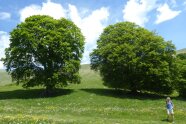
[2,15,85,93]
[90,22,178,94]
[176,53,186,97]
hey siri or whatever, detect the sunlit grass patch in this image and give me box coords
[0,114,52,124]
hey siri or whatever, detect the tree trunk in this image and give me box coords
[41,85,54,97]
[46,86,53,96]
[130,81,139,95]
[131,89,138,95]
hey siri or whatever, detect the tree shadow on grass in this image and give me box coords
[81,88,170,100]
[173,96,186,101]
[161,119,168,122]
[0,88,74,100]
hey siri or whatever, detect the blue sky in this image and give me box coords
[0,0,186,69]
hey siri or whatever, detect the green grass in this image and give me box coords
[0,64,186,123]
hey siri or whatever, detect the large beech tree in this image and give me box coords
[90,22,179,94]
[2,15,84,93]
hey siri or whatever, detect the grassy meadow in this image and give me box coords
[0,64,186,124]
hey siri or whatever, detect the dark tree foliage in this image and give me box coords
[90,22,178,94]
[177,53,186,97]
[177,53,186,60]
[2,15,84,93]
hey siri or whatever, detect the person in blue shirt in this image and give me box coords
[166,97,174,122]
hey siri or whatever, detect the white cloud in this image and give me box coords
[0,31,10,69]
[169,0,177,7]
[155,3,181,24]
[19,0,66,21]
[184,1,186,5]
[0,12,11,20]
[68,4,109,63]
[123,0,157,27]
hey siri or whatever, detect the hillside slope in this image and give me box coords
[177,48,186,54]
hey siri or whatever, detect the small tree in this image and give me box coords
[2,15,84,94]
[90,22,178,94]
